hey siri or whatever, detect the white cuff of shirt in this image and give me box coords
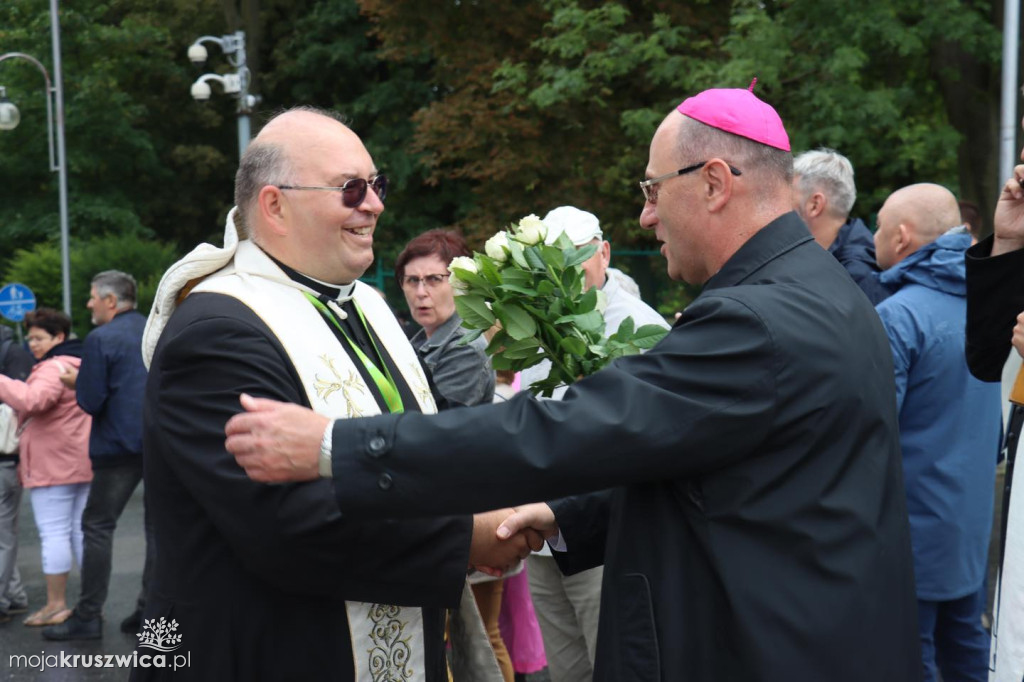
[548,530,568,552]
[318,419,334,478]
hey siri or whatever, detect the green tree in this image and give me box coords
[361,0,1005,312]
[258,0,468,267]
[4,234,179,338]
[0,0,236,255]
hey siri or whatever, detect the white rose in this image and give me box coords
[448,256,478,292]
[514,214,547,246]
[484,231,510,263]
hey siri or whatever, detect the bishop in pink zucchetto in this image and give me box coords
[676,83,791,152]
[223,81,920,682]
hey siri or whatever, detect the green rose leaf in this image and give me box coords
[564,243,598,269]
[527,374,565,398]
[498,284,540,296]
[490,353,515,370]
[507,239,530,269]
[552,232,575,250]
[563,354,580,378]
[494,301,538,340]
[454,294,496,329]
[450,267,492,294]
[523,245,547,271]
[614,316,636,337]
[539,244,565,270]
[517,353,547,371]
[554,310,604,333]
[559,336,587,356]
[575,286,598,314]
[457,328,486,345]
[477,256,503,285]
[632,324,670,349]
[562,268,584,299]
[501,337,542,360]
[501,268,536,288]
[485,329,509,355]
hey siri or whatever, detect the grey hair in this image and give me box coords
[676,117,793,196]
[233,106,351,237]
[91,270,137,309]
[793,148,856,217]
[234,142,294,239]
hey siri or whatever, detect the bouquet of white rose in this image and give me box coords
[449,214,669,397]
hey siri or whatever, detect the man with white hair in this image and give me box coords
[792,148,891,304]
[521,205,668,682]
[873,184,1000,682]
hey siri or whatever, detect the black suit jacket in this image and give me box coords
[329,213,921,681]
[132,293,471,681]
[965,236,1024,381]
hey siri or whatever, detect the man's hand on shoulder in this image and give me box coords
[58,366,78,389]
[225,393,326,482]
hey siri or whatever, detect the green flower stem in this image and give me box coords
[535,335,576,386]
[545,263,569,297]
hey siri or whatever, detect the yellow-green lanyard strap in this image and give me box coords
[304,293,405,414]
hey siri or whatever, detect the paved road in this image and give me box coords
[0,486,145,681]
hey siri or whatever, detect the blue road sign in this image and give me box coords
[0,283,37,322]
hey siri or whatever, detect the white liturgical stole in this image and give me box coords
[193,239,436,682]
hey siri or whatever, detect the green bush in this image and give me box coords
[2,234,181,339]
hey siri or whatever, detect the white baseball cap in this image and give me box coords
[542,206,603,246]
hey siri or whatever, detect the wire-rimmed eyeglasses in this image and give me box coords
[639,161,742,205]
[400,273,450,290]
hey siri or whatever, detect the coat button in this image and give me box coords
[378,473,393,490]
[368,436,386,456]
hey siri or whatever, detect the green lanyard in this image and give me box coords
[304,293,405,414]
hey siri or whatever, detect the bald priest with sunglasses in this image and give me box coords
[132,107,536,682]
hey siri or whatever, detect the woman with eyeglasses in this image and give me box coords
[395,229,512,681]
[0,308,91,627]
[396,229,496,410]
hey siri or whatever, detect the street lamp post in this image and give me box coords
[0,1,72,318]
[187,31,258,158]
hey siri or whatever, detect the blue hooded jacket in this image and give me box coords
[876,230,1001,600]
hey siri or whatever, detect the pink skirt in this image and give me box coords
[498,562,547,673]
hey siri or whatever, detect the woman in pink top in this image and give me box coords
[0,308,91,626]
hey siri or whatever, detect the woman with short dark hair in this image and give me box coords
[396,230,511,679]
[0,308,91,626]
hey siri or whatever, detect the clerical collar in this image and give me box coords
[265,251,356,302]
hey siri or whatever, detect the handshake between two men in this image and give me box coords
[224,393,557,575]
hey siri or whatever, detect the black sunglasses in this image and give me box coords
[277,174,388,208]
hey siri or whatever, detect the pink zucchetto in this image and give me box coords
[676,82,791,152]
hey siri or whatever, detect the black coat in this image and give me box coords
[828,217,892,305]
[965,235,1024,381]
[132,293,471,681]
[0,326,34,381]
[330,213,921,681]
